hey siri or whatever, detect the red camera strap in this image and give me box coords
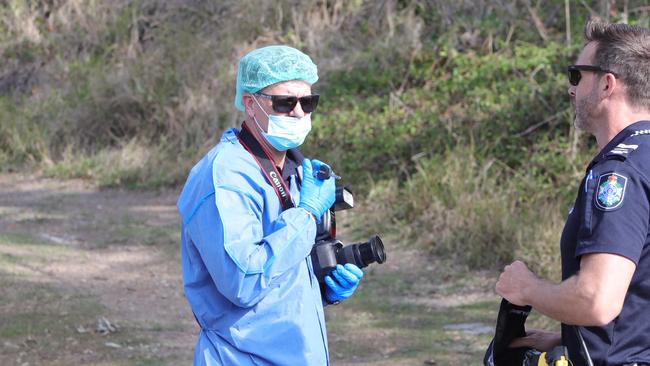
[237,123,295,211]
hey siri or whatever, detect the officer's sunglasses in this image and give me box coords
[256,93,320,113]
[567,64,618,86]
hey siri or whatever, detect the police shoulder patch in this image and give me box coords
[595,172,627,210]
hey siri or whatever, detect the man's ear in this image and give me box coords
[601,73,617,99]
[243,94,255,117]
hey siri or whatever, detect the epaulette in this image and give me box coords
[605,129,650,161]
[604,142,638,161]
[630,129,650,137]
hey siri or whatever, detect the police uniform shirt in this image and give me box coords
[280,150,301,188]
[560,121,650,365]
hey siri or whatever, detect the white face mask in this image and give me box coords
[252,95,312,151]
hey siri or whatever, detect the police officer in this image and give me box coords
[177,45,364,365]
[496,19,650,365]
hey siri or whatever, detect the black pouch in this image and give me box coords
[484,299,533,366]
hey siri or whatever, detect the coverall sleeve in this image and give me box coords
[187,168,317,308]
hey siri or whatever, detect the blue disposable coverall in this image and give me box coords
[177,128,329,365]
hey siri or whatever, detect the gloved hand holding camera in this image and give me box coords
[299,159,336,222]
[325,263,364,302]
[302,160,383,305]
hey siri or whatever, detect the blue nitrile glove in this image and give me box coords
[325,263,364,302]
[298,159,336,222]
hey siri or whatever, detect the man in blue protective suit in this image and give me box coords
[496,19,650,365]
[177,45,365,366]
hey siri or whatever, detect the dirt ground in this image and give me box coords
[0,173,195,365]
[0,173,504,366]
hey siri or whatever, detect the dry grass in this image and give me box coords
[357,144,566,274]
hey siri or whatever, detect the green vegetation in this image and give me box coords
[2,1,649,273]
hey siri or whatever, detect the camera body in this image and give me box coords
[310,187,386,283]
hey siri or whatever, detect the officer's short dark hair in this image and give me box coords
[584,18,650,110]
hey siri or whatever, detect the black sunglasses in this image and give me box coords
[256,93,320,113]
[567,64,618,86]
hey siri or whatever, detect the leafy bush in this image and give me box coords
[308,41,579,188]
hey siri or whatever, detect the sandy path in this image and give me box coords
[0,173,197,365]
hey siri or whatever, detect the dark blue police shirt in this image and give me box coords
[281,149,302,187]
[560,121,650,366]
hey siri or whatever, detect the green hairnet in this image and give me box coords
[234,45,318,111]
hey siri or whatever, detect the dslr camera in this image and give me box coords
[310,186,386,284]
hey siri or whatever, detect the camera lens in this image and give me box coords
[337,235,386,268]
[360,235,386,265]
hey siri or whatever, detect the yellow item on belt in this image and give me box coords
[537,352,570,366]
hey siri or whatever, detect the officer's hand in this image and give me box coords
[298,159,336,222]
[509,329,562,352]
[495,260,538,306]
[325,264,364,302]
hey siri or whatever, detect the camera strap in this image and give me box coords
[237,123,295,211]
